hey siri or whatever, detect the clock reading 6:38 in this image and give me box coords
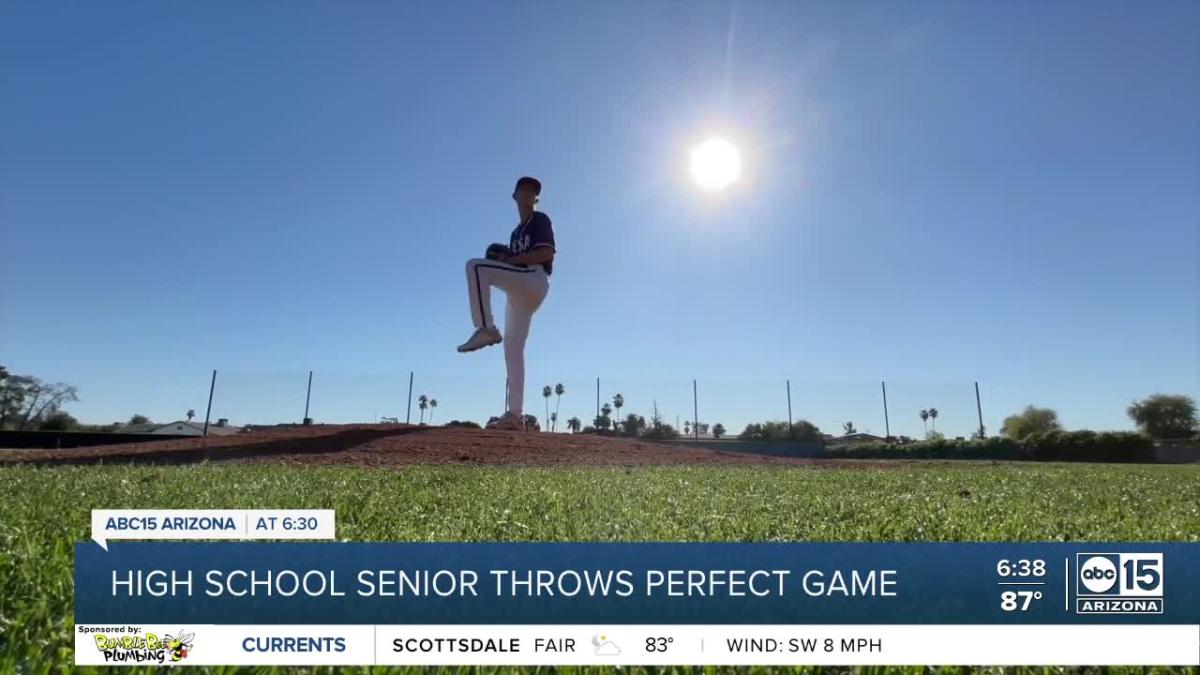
[996,559,1046,578]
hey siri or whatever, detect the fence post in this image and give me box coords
[203,369,217,437]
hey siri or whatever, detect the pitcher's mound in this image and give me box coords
[2,424,826,467]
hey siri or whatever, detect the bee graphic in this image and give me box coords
[164,630,194,662]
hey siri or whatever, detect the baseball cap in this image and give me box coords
[514,176,542,195]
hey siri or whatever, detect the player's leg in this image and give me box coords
[504,297,532,415]
[459,258,535,352]
[486,271,548,430]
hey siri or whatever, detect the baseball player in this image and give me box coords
[458,176,556,431]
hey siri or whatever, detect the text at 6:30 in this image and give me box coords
[281,517,319,531]
[996,559,1046,577]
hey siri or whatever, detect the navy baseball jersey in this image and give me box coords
[509,211,556,275]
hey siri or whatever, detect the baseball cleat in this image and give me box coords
[486,412,525,431]
[457,326,502,353]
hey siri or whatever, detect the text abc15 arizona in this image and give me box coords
[1075,553,1164,614]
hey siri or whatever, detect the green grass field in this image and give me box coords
[1,461,1198,674]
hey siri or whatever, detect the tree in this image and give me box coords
[740,420,822,442]
[842,421,856,435]
[129,414,151,426]
[684,421,691,436]
[522,414,540,431]
[186,409,195,423]
[712,423,726,439]
[0,365,16,429]
[622,413,646,437]
[919,409,929,435]
[612,394,624,433]
[928,407,939,432]
[1127,394,1198,439]
[3,374,79,431]
[549,412,557,431]
[600,403,613,431]
[567,417,582,433]
[542,386,553,430]
[1001,405,1061,440]
[429,398,438,424]
[39,410,78,431]
[553,383,565,431]
[642,422,680,440]
[418,395,429,424]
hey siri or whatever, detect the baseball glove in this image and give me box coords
[485,243,512,261]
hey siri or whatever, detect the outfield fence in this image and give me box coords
[74,368,1111,445]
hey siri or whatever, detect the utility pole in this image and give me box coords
[786,380,794,436]
[303,370,313,423]
[692,379,699,441]
[975,381,985,439]
[203,370,217,437]
[406,371,414,424]
[882,381,891,440]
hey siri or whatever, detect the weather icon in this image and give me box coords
[591,633,620,656]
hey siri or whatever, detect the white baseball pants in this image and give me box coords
[465,258,549,416]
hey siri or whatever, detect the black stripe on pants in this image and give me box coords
[473,262,537,327]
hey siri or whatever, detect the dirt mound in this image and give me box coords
[0,424,823,467]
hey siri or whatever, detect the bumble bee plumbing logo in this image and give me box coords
[92,629,194,664]
[1075,553,1164,614]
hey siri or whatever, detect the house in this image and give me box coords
[824,432,887,447]
[131,418,241,436]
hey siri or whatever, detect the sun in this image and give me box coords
[690,138,741,191]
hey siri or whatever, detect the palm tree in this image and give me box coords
[928,407,938,432]
[186,409,195,423]
[843,421,856,435]
[418,395,429,424]
[600,403,613,431]
[612,394,624,432]
[553,383,565,431]
[549,412,557,431]
[542,386,553,430]
[429,398,438,425]
[567,417,582,433]
[919,409,929,435]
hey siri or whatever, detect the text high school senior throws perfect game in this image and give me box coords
[458,176,555,431]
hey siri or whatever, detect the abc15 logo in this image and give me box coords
[1076,553,1163,597]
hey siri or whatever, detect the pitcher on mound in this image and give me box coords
[457,176,556,431]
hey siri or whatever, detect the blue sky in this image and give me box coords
[2,1,1196,438]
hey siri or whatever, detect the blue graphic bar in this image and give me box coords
[75,542,1198,624]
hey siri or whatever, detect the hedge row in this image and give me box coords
[824,431,1155,463]
[1023,430,1155,462]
